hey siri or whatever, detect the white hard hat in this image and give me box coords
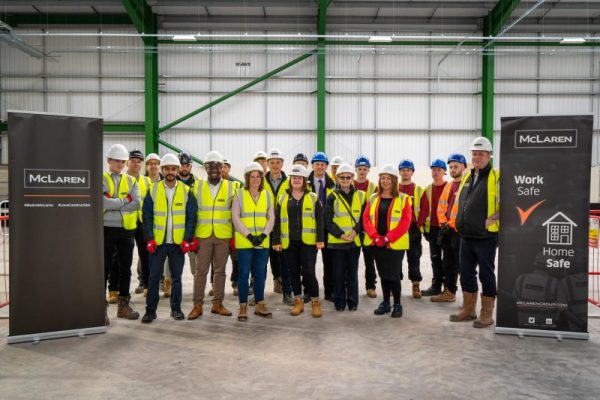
[160,153,181,167]
[289,164,309,178]
[253,151,267,161]
[378,164,400,179]
[335,163,355,177]
[470,137,493,152]
[331,156,344,166]
[145,153,161,163]
[204,150,224,164]
[267,148,284,161]
[244,162,263,175]
[222,157,231,166]
[106,144,129,161]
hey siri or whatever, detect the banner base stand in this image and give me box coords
[495,326,589,341]
[7,326,106,344]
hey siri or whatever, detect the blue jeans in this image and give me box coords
[459,237,498,297]
[237,248,269,304]
[331,247,361,310]
[147,244,185,312]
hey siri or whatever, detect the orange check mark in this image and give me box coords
[516,200,546,225]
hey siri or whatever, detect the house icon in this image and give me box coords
[542,212,577,246]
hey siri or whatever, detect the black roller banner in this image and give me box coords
[8,112,105,343]
[496,114,592,340]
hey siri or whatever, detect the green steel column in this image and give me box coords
[481,15,495,142]
[145,21,159,155]
[316,0,327,152]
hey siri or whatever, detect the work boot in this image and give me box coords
[374,301,391,315]
[449,292,478,322]
[473,295,496,328]
[311,299,322,318]
[107,290,118,304]
[431,288,456,303]
[290,297,304,316]
[211,303,232,316]
[254,301,272,318]
[135,285,144,294]
[163,278,172,298]
[117,296,140,320]
[412,282,422,299]
[283,293,294,306]
[141,310,157,324]
[273,278,283,294]
[143,288,148,298]
[366,289,377,298]
[171,309,185,320]
[238,303,248,321]
[391,303,403,318]
[187,303,203,320]
[105,303,110,326]
[421,286,442,297]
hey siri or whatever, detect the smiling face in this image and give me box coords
[337,173,354,190]
[204,161,222,182]
[379,174,393,192]
[248,170,262,190]
[146,160,160,176]
[268,158,283,175]
[162,165,178,182]
[290,175,305,190]
[312,161,327,177]
[471,150,491,170]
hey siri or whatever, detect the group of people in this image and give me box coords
[103,135,500,328]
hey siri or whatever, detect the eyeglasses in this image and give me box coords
[338,176,353,180]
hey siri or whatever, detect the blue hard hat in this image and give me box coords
[430,159,447,170]
[311,152,329,165]
[398,159,415,171]
[447,153,467,166]
[355,155,371,168]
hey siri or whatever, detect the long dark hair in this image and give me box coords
[376,174,399,197]
[244,170,265,191]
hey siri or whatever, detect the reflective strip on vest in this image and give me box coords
[363,193,409,250]
[194,179,233,239]
[150,181,189,245]
[327,190,365,246]
[234,188,272,249]
[279,191,318,249]
[103,172,137,230]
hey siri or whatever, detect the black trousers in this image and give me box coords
[132,224,150,288]
[441,230,461,294]
[285,240,319,298]
[427,226,444,289]
[104,226,135,297]
[398,223,423,282]
[363,246,377,290]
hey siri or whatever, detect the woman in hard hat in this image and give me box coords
[325,163,366,312]
[362,164,412,318]
[232,162,275,321]
[272,164,325,317]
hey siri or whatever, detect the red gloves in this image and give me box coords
[190,237,199,253]
[180,240,191,254]
[374,235,390,248]
[126,194,133,203]
[229,238,236,251]
[146,240,157,254]
[104,193,112,199]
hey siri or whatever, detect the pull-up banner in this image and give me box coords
[8,112,106,344]
[496,114,593,340]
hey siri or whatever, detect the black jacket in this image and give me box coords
[456,164,498,239]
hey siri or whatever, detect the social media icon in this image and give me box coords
[528,317,535,323]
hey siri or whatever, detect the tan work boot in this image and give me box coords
[238,303,248,321]
[117,296,140,320]
[107,290,118,304]
[163,278,172,298]
[254,301,272,318]
[187,303,203,320]
[449,292,478,322]
[431,288,456,303]
[473,295,495,328]
[366,289,377,298]
[211,303,232,316]
[311,299,322,318]
[412,282,422,299]
[290,297,304,316]
[143,288,148,298]
[273,278,283,294]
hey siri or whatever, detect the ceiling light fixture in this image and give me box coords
[560,37,586,44]
[368,36,392,43]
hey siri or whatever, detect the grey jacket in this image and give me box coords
[103,171,141,228]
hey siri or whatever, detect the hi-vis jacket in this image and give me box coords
[103,171,140,229]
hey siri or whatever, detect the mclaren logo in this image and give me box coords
[24,169,90,189]
[515,129,577,149]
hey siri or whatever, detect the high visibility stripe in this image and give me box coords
[149,181,188,245]
[194,179,233,239]
[103,171,137,230]
[234,188,271,249]
[328,190,365,246]
[364,194,409,250]
[279,191,318,249]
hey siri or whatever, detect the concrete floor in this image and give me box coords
[1,246,600,400]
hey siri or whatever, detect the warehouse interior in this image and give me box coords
[1,1,600,399]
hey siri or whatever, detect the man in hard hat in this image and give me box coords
[329,156,344,183]
[103,144,141,324]
[221,157,243,188]
[421,159,448,297]
[264,148,293,304]
[449,137,500,328]
[254,151,268,174]
[354,155,378,298]
[188,150,236,319]
[127,149,151,297]
[145,153,162,183]
[308,152,336,301]
[141,153,197,323]
[293,153,309,168]
[433,153,467,303]
[398,159,427,299]
[221,157,244,297]
[177,152,198,279]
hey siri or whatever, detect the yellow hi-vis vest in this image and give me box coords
[413,184,424,221]
[454,169,500,233]
[194,179,234,239]
[234,188,272,249]
[264,176,289,202]
[103,172,138,230]
[327,190,366,246]
[423,182,447,233]
[278,191,319,249]
[363,193,410,250]
[149,181,189,245]
[135,174,151,222]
